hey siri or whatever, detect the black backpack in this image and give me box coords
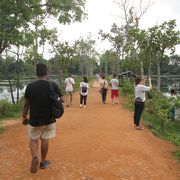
[82,85,87,93]
[50,82,64,119]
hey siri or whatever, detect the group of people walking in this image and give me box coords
[22,63,152,173]
[64,74,89,108]
[64,73,120,108]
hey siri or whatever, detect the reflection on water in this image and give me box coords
[152,76,180,93]
[0,85,26,103]
[0,76,180,102]
[0,79,32,102]
[0,76,62,102]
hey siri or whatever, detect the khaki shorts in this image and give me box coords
[28,123,56,140]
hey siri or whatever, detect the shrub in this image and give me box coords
[120,79,134,96]
[0,100,23,119]
[0,100,13,116]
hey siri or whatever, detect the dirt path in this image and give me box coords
[0,83,180,180]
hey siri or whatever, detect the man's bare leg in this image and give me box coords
[30,139,38,159]
[65,93,70,107]
[41,139,49,162]
[40,138,50,169]
[29,139,39,173]
[70,92,73,105]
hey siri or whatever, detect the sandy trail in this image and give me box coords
[0,82,179,180]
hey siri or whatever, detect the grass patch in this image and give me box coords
[0,126,5,133]
[0,100,23,121]
[142,111,180,146]
[172,149,180,162]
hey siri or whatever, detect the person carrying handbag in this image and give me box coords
[100,75,108,104]
[134,76,152,130]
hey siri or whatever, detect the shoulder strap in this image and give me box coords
[68,78,73,85]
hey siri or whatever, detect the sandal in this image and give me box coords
[136,126,143,130]
[40,160,50,169]
[30,156,39,173]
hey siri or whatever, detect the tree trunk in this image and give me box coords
[157,60,161,92]
[140,60,144,77]
[16,46,20,104]
[148,59,152,77]
[136,53,144,77]
[79,55,83,76]
[105,62,107,75]
[8,78,15,104]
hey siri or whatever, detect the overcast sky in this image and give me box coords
[45,0,180,57]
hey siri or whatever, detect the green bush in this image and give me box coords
[0,100,13,116]
[120,80,134,96]
[0,100,23,120]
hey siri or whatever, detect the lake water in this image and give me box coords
[0,75,180,103]
[0,76,62,103]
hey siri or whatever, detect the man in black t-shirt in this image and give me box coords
[22,63,64,173]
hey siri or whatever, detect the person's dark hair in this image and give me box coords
[68,74,71,77]
[113,74,117,78]
[102,75,105,79]
[135,77,142,86]
[36,63,47,77]
[83,76,88,83]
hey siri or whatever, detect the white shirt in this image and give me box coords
[80,82,89,96]
[109,78,119,90]
[135,84,150,102]
[65,77,75,92]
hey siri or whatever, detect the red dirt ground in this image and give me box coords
[0,83,180,180]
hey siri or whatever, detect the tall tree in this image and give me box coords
[148,20,180,91]
[0,0,86,54]
[75,36,98,76]
[99,24,125,74]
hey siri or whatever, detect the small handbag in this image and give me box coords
[135,97,143,103]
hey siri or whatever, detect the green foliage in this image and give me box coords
[0,0,86,54]
[0,126,5,133]
[0,100,12,116]
[0,100,23,119]
[120,79,134,96]
[173,149,180,162]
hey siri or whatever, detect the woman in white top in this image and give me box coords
[80,76,89,108]
[134,76,152,130]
